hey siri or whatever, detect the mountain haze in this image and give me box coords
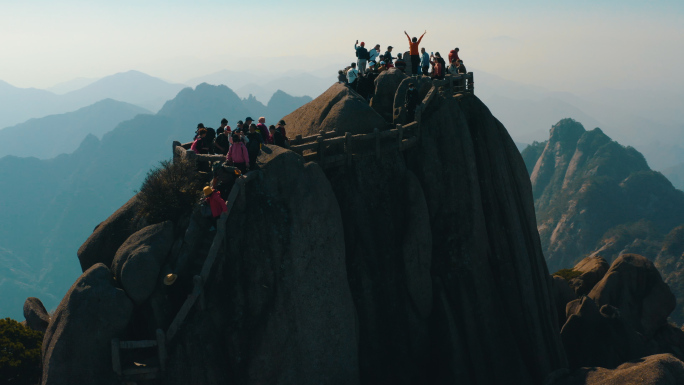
[0,99,150,159]
[0,84,313,319]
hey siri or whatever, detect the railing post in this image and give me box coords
[295,135,302,145]
[156,329,167,372]
[374,128,380,160]
[448,76,454,94]
[345,132,353,167]
[317,130,326,164]
[111,338,121,376]
[194,275,204,311]
[186,149,197,168]
[468,72,474,94]
[397,125,403,151]
[172,141,181,163]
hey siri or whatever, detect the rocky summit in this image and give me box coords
[32,80,684,385]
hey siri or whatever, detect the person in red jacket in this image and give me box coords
[203,186,227,219]
[226,134,250,173]
[448,48,460,65]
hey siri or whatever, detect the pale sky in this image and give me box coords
[1,0,683,95]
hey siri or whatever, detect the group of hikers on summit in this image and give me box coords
[189,116,289,173]
[339,30,468,91]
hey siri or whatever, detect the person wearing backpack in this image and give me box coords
[354,40,370,75]
[346,62,359,90]
[226,134,250,173]
[246,124,263,168]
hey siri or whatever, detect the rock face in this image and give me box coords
[42,264,133,385]
[23,297,50,333]
[569,256,610,296]
[77,194,142,272]
[589,254,675,338]
[165,145,359,385]
[551,276,576,327]
[655,225,684,325]
[46,83,570,384]
[526,119,684,273]
[282,82,386,138]
[555,354,684,385]
[392,77,432,125]
[110,221,174,304]
[370,68,406,121]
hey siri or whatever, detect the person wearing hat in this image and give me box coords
[276,119,288,141]
[404,83,420,123]
[243,117,254,134]
[354,40,370,75]
[203,185,228,219]
[405,30,426,76]
[378,61,388,73]
[383,46,395,67]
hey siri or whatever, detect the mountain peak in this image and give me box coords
[548,118,586,145]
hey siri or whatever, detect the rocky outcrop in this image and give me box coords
[77,194,142,272]
[589,254,675,338]
[568,256,609,296]
[551,276,576,327]
[656,225,684,325]
[23,297,50,333]
[554,354,684,385]
[42,264,133,385]
[527,119,684,273]
[164,145,359,385]
[46,83,570,384]
[370,68,406,121]
[282,82,385,138]
[392,77,432,125]
[111,221,174,304]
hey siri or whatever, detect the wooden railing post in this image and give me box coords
[156,329,167,372]
[172,141,181,163]
[345,132,353,167]
[448,76,454,94]
[317,130,326,164]
[374,128,380,160]
[295,135,302,145]
[397,125,404,151]
[111,338,122,376]
[194,275,204,311]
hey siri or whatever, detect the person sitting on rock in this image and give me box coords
[338,70,347,84]
[226,134,250,173]
[405,30,426,76]
[378,61,388,73]
[346,62,359,90]
[191,128,210,154]
[405,83,420,123]
[257,117,269,143]
[395,53,407,73]
[203,186,227,221]
[458,60,467,74]
[246,124,264,168]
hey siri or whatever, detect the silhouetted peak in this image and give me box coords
[548,118,586,146]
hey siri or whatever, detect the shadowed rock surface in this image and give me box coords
[555,354,684,385]
[41,263,133,385]
[111,221,174,304]
[23,297,50,333]
[282,83,385,138]
[569,256,610,296]
[77,195,142,272]
[370,68,406,121]
[45,83,577,384]
[588,254,675,338]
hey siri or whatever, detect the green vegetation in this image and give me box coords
[137,158,204,224]
[552,268,583,281]
[0,318,43,384]
[520,140,547,176]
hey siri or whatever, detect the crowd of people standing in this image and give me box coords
[340,30,468,91]
[190,117,289,173]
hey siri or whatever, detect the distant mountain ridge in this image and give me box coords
[0,83,314,319]
[0,71,185,128]
[0,99,150,159]
[522,118,684,323]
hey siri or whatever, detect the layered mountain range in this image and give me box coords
[0,84,310,320]
[523,119,684,324]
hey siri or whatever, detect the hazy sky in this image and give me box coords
[1,0,683,95]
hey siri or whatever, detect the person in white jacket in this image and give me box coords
[346,62,359,90]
